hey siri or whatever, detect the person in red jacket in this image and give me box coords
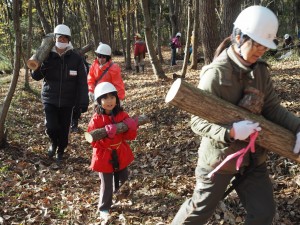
[87,42,125,102]
[87,82,138,222]
[133,33,147,74]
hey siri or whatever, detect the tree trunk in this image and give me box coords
[219,0,241,40]
[0,0,22,147]
[181,0,192,78]
[85,115,150,143]
[165,79,300,163]
[140,0,167,80]
[125,0,132,70]
[199,0,219,64]
[27,34,55,71]
[34,0,51,34]
[84,0,99,46]
[25,0,33,89]
[155,0,164,64]
[190,0,199,69]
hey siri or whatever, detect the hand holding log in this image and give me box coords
[27,33,55,71]
[85,115,150,143]
[165,78,300,163]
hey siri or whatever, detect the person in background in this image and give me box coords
[282,34,294,49]
[133,33,147,74]
[31,24,88,164]
[171,6,300,225]
[87,43,125,103]
[170,32,182,66]
[87,82,138,223]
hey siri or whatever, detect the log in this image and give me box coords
[27,33,55,71]
[165,78,300,163]
[77,43,94,55]
[85,115,150,143]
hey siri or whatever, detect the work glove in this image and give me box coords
[293,132,300,154]
[88,92,94,102]
[232,120,261,140]
[105,124,117,139]
[123,117,138,131]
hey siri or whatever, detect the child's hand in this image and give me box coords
[105,124,117,138]
[123,117,138,131]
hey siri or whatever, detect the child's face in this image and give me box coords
[101,93,117,114]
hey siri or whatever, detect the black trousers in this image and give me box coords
[44,103,73,154]
[71,106,81,127]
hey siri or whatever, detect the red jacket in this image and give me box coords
[134,40,147,58]
[87,111,136,173]
[88,59,125,100]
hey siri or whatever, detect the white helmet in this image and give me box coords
[54,24,71,37]
[233,6,278,49]
[176,32,181,37]
[284,34,290,40]
[95,42,112,56]
[94,82,117,100]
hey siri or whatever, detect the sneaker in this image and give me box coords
[48,144,57,158]
[99,210,110,223]
[70,126,79,133]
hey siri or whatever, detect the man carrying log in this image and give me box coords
[171,6,300,225]
[31,24,88,164]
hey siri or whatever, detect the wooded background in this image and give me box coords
[0,0,300,145]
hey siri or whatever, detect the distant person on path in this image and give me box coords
[282,34,294,49]
[170,32,182,66]
[87,82,138,222]
[31,24,88,164]
[87,43,125,103]
[133,33,147,74]
[171,6,300,225]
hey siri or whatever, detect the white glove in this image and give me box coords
[88,92,94,102]
[293,132,300,154]
[233,120,261,140]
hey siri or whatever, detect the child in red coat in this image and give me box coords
[87,82,138,222]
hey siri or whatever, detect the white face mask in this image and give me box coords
[55,42,69,49]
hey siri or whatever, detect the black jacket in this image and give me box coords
[31,48,89,109]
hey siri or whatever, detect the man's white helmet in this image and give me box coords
[94,82,117,100]
[95,42,112,56]
[176,32,181,37]
[284,34,290,40]
[233,6,278,49]
[54,24,71,37]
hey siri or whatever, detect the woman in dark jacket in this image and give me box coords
[31,24,88,164]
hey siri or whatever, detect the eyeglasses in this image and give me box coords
[252,40,269,51]
[96,54,106,58]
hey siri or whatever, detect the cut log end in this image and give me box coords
[27,59,39,71]
[165,78,182,103]
[84,132,94,143]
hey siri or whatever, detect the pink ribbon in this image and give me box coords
[207,131,258,178]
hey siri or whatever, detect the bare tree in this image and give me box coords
[0,0,22,147]
[219,0,241,39]
[190,0,199,69]
[140,0,167,79]
[181,0,193,78]
[199,0,219,64]
[125,0,132,70]
[34,0,51,34]
[25,0,33,89]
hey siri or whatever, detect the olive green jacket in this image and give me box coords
[192,46,300,174]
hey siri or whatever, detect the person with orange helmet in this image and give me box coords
[172,6,300,224]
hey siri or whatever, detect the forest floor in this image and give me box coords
[0,48,300,225]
